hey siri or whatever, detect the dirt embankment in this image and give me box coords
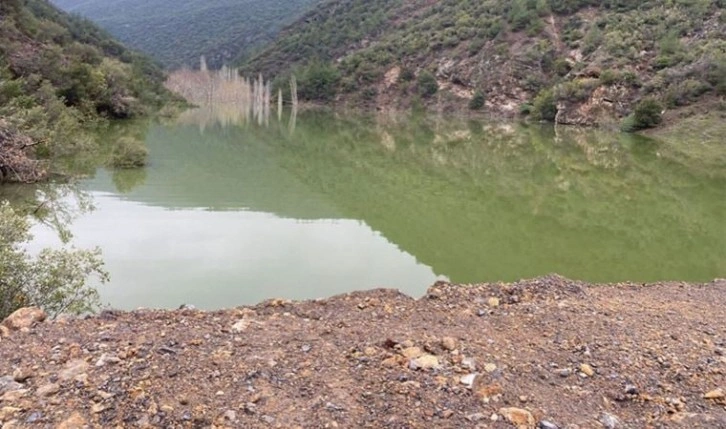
[1,275,725,428]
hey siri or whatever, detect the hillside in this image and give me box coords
[0,0,173,183]
[242,0,726,128]
[51,0,321,69]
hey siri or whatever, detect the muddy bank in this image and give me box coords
[1,275,725,428]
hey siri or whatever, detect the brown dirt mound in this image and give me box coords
[1,275,725,428]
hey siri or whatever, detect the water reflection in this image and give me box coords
[20,108,726,310]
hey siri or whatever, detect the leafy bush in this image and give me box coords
[111,136,148,168]
[531,88,557,121]
[622,98,663,131]
[298,61,341,102]
[417,71,438,98]
[469,91,485,110]
[665,79,711,107]
[0,202,107,319]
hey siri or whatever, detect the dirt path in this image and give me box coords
[1,275,725,428]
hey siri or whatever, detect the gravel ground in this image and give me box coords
[1,275,725,428]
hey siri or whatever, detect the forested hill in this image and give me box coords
[51,0,321,69]
[0,0,173,182]
[242,0,725,128]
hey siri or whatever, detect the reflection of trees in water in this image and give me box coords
[112,168,147,194]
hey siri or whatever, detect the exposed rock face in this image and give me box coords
[555,85,632,126]
[1,307,46,332]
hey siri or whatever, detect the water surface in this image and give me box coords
[19,110,726,309]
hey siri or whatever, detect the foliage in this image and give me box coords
[469,91,486,110]
[0,201,108,319]
[111,136,148,168]
[298,62,341,102]
[531,89,557,121]
[52,0,320,69]
[417,71,438,98]
[622,98,663,131]
[0,0,172,183]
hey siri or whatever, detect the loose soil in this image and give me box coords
[1,275,725,428]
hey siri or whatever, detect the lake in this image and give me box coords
[13,108,726,310]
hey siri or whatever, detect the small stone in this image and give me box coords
[475,383,503,401]
[557,368,572,378]
[0,407,22,420]
[499,407,535,429]
[487,297,500,308]
[599,412,620,429]
[0,376,23,394]
[261,415,275,424]
[223,410,237,421]
[580,364,595,377]
[1,389,28,402]
[625,384,638,395]
[466,413,487,422]
[704,389,724,399]
[91,403,106,414]
[519,395,528,402]
[461,357,476,371]
[364,347,377,356]
[57,412,87,429]
[0,325,10,337]
[12,368,31,383]
[400,347,423,359]
[538,420,561,429]
[477,309,487,317]
[59,359,89,381]
[25,411,42,423]
[36,383,60,397]
[1,307,46,331]
[460,373,477,388]
[244,402,257,415]
[484,363,497,373]
[301,344,312,353]
[441,409,454,418]
[95,353,121,367]
[409,354,440,370]
[231,319,248,333]
[441,337,457,351]
[400,340,415,348]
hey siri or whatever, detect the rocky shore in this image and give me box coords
[1,275,725,428]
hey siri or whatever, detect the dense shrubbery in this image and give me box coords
[622,98,663,132]
[0,0,171,182]
[469,91,486,110]
[417,71,439,98]
[0,201,108,320]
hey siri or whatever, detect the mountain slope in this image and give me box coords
[0,0,173,182]
[51,0,321,69]
[242,0,725,127]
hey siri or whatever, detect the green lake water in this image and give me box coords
[14,109,726,309]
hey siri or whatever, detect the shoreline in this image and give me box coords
[1,275,725,428]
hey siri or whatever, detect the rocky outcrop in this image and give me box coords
[1,307,47,333]
[555,85,632,127]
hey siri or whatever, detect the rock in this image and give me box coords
[95,353,121,367]
[538,420,560,429]
[441,337,457,351]
[261,415,275,424]
[59,359,88,381]
[0,376,22,394]
[400,347,423,359]
[1,389,28,403]
[441,409,454,418]
[400,340,415,348]
[460,373,477,388]
[57,411,87,429]
[704,388,724,400]
[363,347,377,356]
[1,307,46,331]
[409,354,440,370]
[557,368,572,378]
[625,384,638,395]
[91,403,106,414]
[487,297,500,308]
[12,368,32,383]
[484,363,497,373]
[461,357,476,371]
[580,363,595,377]
[0,407,22,420]
[599,412,620,429]
[25,411,41,423]
[36,383,60,397]
[499,407,535,429]
[475,383,503,401]
[466,413,487,422]
[231,319,248,332]
[223,410,237,421]
[0,325,9,338]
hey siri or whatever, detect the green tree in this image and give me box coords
[0,202,108,319]
[298,61,341,102]
[469,91,485,110]
[622,98,663,131]
[417,71,438,98]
